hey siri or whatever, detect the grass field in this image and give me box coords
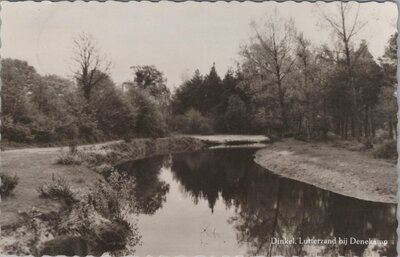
[0,147,102,226]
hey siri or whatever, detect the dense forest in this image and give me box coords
[1,5,397,148]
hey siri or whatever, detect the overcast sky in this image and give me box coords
[1,1,397,89]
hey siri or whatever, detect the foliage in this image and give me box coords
[127,88,168,138]
[373,140,398,160]
[73,33,111,101]
[89,172,137,218]
[1,57,170,144]
[93,81,137,139]
[171,109,214,134]
[2,22,397,146]
[0,173,19,197]
[37,176,76,204]
[130,65,171,107]
[56,150,84,165]
[171,9,396,141]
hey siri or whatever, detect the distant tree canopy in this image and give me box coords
[1,10,397,144]
[1,57,170,144]
[171,6,397,140]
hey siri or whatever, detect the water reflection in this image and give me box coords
[121,148,397,256]
[118,157,171,215]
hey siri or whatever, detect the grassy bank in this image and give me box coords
[1,136,204,226]
[0,136,204,255]
[254,138,397,203]
[75,136,205,168]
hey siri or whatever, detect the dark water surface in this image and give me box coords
[118,148,397,257]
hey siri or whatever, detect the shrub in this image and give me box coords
[2,121,33,143]
[172,109,214,134]
[128,88,168,138]
[37,176,75,204]
[56,149,83,165]
[373,140,398,160]
[84,172,137,220]
[55,123,79,143]
[374,129,391,144]
[0,173,19,197]
[68,141,78,155]
[32,129,57,143]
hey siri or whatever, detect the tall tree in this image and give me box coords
[378,32,398,139]
[1,59,39,123]
[318,2,367,139]
[201,63,223,114]
[241,10,297,131]
[130,65,170,104]
[295,33,314,140]
[353,42,383,137]
[72,33,111,101]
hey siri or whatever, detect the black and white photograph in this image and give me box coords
[0,1,398,256]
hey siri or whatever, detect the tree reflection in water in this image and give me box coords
[117,156,171,215]
[169,148,397,257]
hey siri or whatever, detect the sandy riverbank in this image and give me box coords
[254,138,397,203]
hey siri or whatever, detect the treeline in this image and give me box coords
[1,34,171,145]
[170,33,397,141]
[1,58,170,145]
[171,6,397,142]
[1,5,397,146]
[171,65,252,134]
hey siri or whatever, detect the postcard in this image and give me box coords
[0,1,397,256]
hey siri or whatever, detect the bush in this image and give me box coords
[374,129,391,144]
[88,172,137,219]
[37,176,75,204]
[0,173,19,197]
[56,148,83,165]
[2,121,33,143]
[373,140,398,160]
[172,109,214,134]
[128,88,168,138]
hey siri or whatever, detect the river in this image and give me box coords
[117,147,397,257]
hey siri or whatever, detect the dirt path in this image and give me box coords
[3,140,121,154]
[254,139,397,203]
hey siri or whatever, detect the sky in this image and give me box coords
[1,1,398,89]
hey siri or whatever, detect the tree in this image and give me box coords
[1,59,39,123]
[241,10,297,132]
[201,63,223,114]
[72,33,111,101]
[96,88,137,139]
[378,32,398,139]
[130,65,170,107]
[380,32,397,87]
[31,75,75,117]
[318,2,367,139]
[353,42,383,138]
[172,69,204,115]
[127,88,167,138]
[224,95,248,133]
[295,34,314,140]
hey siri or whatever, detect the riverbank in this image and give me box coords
[0,137,204,227]
[254,138,397,203]
[0,148,103,226]
[0,136,205,255]
[188,134,269,146]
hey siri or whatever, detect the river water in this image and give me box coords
[117,148,397,257]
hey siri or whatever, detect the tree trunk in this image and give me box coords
[364,106,369,137]
[388,120,394,139]
[277,80,288,133]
